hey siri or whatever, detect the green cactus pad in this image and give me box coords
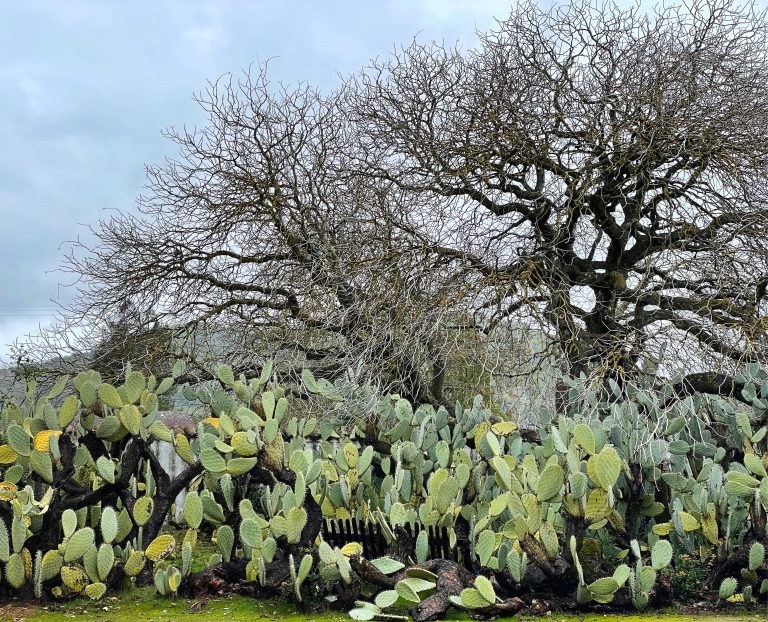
[593,446,622,490]
[124,550,146,577]
[240,518,262,549]
[537,464,564,501]
[118,405,142,435]
[97,544,114,581]
[6,552,25,589]
[719,576,738,599]
[61,509,78,539]
[149,420,173,443]
[286,507,307,544]
[200,448,226,473]
[174,433,196,465]
[64,527,95,562]
[572,423,595,455]
[133,496,154,527]
[7,424,30,457]
[85,581,107,600]
[115,509,133,542]
[458,587,491,608]
[39,550,63,581]
[749,542,765,571]
[100,507,118,544]
[97,383,123,409]
[183,491,203,530]
[58,395,80,429]
[29,450,53,483]
[474,575,495,603]
[216,525,235,562]
[226,457,258,476]
[11,516,26,554]
[475,530,495,567]
[96,456,115,483]
[651,539,673,570]
[124,372,145,404]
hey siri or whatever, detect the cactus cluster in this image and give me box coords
[0,364,191,600]
[2,360,768,617]
[299,366,768,617]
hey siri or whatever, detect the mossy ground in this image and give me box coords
[3,530,763,622]
[1,591,764,622]
[0,589,344,622]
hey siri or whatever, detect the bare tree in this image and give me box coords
[32,0,768,407]
[351,0,768,395]
[36,69,489,406]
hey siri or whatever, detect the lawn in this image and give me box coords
[6,528,759,622]
[1,590,765,622]
[4,527,754,622]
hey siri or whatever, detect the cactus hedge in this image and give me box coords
[0,359,767,620]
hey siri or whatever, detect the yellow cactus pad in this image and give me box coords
[341,542,363,558]
[0,481,18,501]
[61,566,89,592]
[491,421,518,435]
[0,445,18,464]
[174,433,195,465]
[33,430,62,452]
[145,534,176,562]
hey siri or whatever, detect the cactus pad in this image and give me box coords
[145,534,175,562]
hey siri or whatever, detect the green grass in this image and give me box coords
[4,530,763,622]
[2,591,765,622]
[1,590,349,622]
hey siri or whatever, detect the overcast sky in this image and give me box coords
[0,0,510,363]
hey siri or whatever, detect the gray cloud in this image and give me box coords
[0,0,509,361]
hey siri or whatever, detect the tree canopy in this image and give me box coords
[35,0,768,406]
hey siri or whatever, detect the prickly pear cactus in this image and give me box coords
[3,359,768,616]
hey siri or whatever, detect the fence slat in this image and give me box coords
[320,515,471,566]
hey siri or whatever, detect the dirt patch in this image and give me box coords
[0,603,44,621]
